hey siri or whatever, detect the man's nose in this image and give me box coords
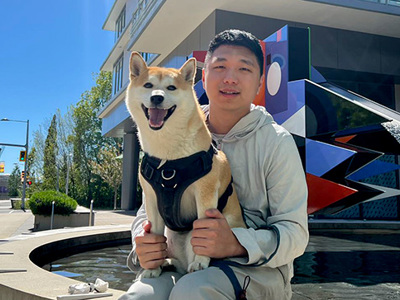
[223,69,238,84]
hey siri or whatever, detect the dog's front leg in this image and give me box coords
[139,185,166,279]
[187,190,219,273]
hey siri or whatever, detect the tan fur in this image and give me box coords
[125,52,246,278]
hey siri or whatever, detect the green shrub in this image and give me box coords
[28,190,78,216]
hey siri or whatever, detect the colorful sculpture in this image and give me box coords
[191,25,400,216]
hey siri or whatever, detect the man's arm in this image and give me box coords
[231,134,309,268]
[135,220,168,269]
[192,134,308,267]
[191,208,247,259]
[127,201,167,271]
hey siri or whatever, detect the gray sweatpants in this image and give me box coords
[118,265,292,300]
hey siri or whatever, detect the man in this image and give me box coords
[121,29,308,300]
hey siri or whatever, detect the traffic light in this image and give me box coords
[27,177,32,186]
[0,162,4,173]
[19,150,27,162]
[21,171,25,183]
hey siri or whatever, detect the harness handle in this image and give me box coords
[161,169,176,180]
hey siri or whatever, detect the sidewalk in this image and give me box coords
[0,199,135,239]
[0,200,133,300]
[1,199,400,299]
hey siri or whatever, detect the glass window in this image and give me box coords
[388,0,400,6]
[139,52,157,64]
[113,55,124,95]
[115,6,126,42]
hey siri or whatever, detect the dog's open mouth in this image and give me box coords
[141,104,176,130]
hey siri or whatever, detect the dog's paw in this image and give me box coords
[140,267,162,279]
[187,256,210,273]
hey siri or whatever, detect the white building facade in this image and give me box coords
[99,0,400,213]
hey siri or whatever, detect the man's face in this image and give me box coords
[202,45,264,116]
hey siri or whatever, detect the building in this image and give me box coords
[0,175,10,200]
[98,0,400,217]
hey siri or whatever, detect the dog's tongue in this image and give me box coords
[148,108,168,128]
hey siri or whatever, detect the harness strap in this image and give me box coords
[210,260,249,300]
[217,177,233,212]
[141,145,230,231]
[211,225,281,299]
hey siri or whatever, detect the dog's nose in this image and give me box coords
[150,95,164,105]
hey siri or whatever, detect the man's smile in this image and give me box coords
[220,89,240,96]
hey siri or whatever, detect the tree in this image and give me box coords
[29,108,74,192]
[69,71,121,206]
[8,165,21,197]
[30,121,49,181]
[90,145,123,209]
[55,108,74,194]
[25,146,40,197]
[43,114,58,190]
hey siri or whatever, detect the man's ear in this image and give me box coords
[180,58,196,83]
[130,52,147,80]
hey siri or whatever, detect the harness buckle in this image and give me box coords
[161,169,176,181]
[142,164,154,180]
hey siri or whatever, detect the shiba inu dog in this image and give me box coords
[125,52,246,278]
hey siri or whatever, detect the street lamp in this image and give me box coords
[0,118,29,211]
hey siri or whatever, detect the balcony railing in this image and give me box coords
[130,0,165,50]
[132,0,150,26]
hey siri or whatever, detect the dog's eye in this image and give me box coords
[167,85,177,91]
[144,82,153,88]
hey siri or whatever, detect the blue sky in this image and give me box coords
[0,0,115,174]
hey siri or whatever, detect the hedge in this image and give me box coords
[28,190,78,216]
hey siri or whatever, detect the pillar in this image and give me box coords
[121,132,140,210]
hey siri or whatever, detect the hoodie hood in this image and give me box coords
[202,104,275,143]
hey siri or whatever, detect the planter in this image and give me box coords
[10,198,29,209]
[10,198,19,209]
[33,205,95,231]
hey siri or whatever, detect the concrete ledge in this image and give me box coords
[33,206,95,231]
[0,225,132,300]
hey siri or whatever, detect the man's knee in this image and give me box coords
[169,274,209,300]
[119,271,181,300]
[118,280,159,300]
[169,268,232,300]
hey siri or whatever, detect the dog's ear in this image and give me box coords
[130,52,147,80]
[180,58,196,83]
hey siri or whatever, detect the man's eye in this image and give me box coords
[240,67,251,72]
[214,65,225,69]
[144,82,153,88]
[167,85,177,91]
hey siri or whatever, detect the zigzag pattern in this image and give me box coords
[190,25,400,215]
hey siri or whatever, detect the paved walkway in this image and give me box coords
[1,199,400,299]
[0,200,135,239]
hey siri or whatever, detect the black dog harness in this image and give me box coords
[140,145,233,232]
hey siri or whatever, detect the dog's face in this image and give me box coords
[126,52,197,131]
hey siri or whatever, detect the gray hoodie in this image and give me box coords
[128,104,309,282]
[204,104,309,280]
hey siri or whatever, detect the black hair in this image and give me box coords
[205,29,264,76]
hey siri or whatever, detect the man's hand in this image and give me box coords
[191,209,247,258]
[134,221,167,270]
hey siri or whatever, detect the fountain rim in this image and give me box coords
[0,225,130,299]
